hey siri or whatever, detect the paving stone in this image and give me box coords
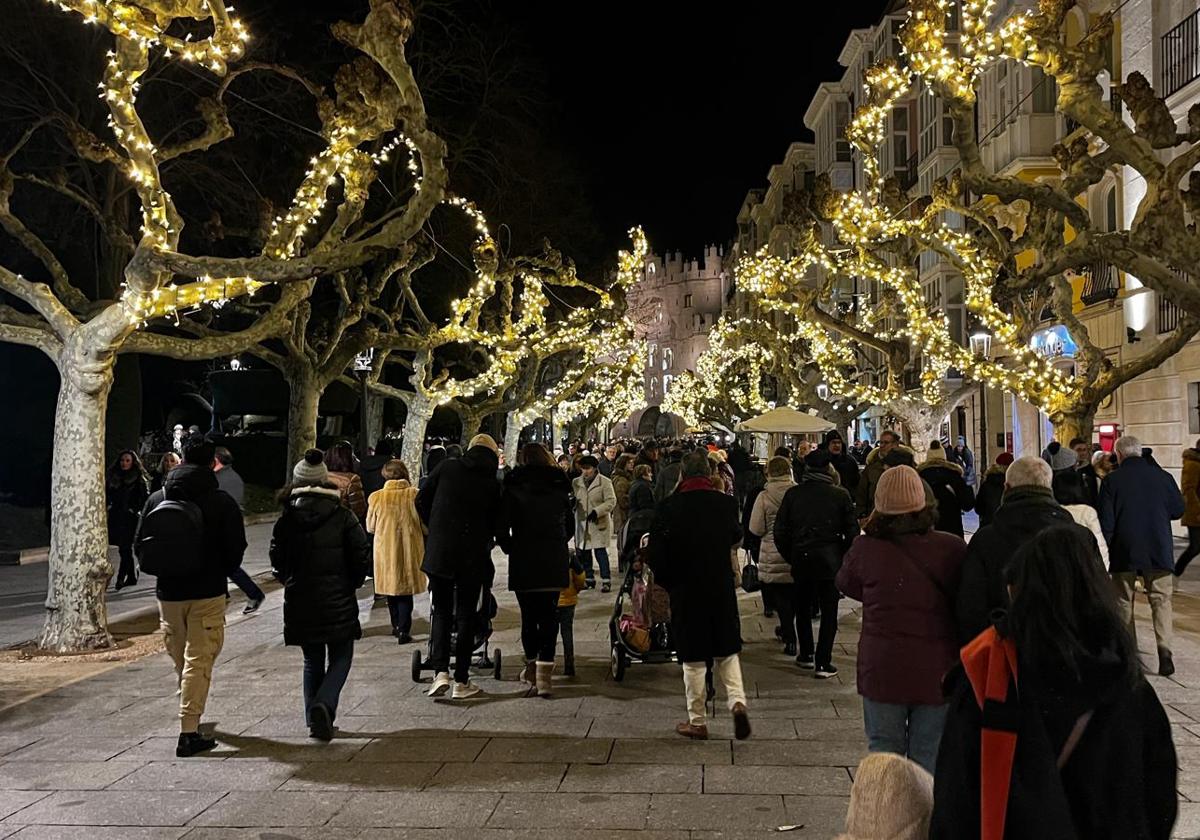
[0,791,50,821]
[703,764,851,796]
[486,793,650,830]
[1175,802,1200,839]
[180,829,362,840]
[4,737,141,763]
[367,833,687,840]
[781,794,855,834]
[608,739,731,765]
[0,740,38,759]
[0,761,142,790]
[328,792,499,828]
[279,761,439,791]
[10,791,222,826]
[117,736,369,764]
[425,762,565,792]
[108,761,296,792]
[732,740,867,767]
[465,716,594,738]
[334,715,470,735]
[475,737,612,764]
[791,718,867,741]
[352,737,487,763]
[559,763,701,794]
[188,791,350,827]
[646,794,786,831]
[5,828,188,840]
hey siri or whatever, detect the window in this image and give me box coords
[683,293,693,308]
[1031,67,1057,113]
[648,343,657,369]
[894,134,909,168]
[1104,186,1119,232]
[1191,382,1200,434]
[663,374,673,395]
[893,106,908,132]
[835,100,852,163]
[650,377,658,398]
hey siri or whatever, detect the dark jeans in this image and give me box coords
[387,595,414,635]
[556,605,576,660]
[515,590,559,662]
[1178,526,1200,575]
[228,566,265,602]
[301,639,354,725]
[795,579,840,667]
[429,575,483,684]
[762,582,797,644]
[116,542,137,585]
[582,548,611,582]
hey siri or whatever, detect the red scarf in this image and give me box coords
[678,476,716,493]
[961,626,1020,840]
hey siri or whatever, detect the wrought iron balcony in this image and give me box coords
[1157,270,1189,334]
[1080,258,1120,305]
[898,152,919,192]
[1163,8,1200,97]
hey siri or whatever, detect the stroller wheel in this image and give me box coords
[493,648,503,680]
[611,646,627,681]
[410,649,423,683]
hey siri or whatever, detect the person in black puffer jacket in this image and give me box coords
[270,449,371,741]
[917,440,975,538]
[498,443,574,697]
[416,434,504,699]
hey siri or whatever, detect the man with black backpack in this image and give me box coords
[136,438,247,757]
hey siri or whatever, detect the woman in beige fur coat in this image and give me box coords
[366,460,426,644]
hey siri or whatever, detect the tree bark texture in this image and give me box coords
[1049,408,1096,447]
[285,365,321,483]
[400,394,434,480]
[503,416,527,467]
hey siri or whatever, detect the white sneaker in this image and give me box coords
[451,681,482,700]
[428,672,452,697]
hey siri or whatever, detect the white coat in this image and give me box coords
[1064,503,1109,569]
[573,472,617,550]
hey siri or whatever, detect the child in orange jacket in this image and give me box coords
[556,555,587,676]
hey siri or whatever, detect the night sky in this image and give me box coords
[508,1,892,258]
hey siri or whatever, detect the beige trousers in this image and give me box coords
[682,655,747,726]
[1112,571,1173,654]
[159,595,226,733]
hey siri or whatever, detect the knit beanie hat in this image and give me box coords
[874,465,926,515]
[926,440,947,462]
[836,753,934,840]
[293,449,328,486]
[468,433,500,456]
[996,451,1014,467]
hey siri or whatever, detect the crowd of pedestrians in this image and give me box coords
[105,421,1196,838]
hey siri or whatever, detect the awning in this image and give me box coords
[734,407,836,434]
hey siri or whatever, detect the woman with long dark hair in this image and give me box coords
[107,449,150,589]
[931,525,1177,839]
[498,443,574,696]
[325,441,367,521]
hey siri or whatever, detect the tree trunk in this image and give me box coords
[366,389,385,451]
[285,365,321,483]
[503,415,527,467]
[38,359,116,652]
[1050,405,1096,445]
[400,394,434,480]
[459,412,482,446]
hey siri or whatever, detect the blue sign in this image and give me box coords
[1029,325,1077,359]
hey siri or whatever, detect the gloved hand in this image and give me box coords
[587,510,599,524]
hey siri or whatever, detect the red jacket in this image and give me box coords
[836,530,966,705]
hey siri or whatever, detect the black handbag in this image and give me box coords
[741,553,761,593]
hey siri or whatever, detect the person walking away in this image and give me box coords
[620,464,658,566]
[824,431,861,495]
[359,438,395,499]
[837,466,965,772]
[1099,435,1186,677]
[325,441,367,521]
[1041,439,1077,471]
[135,439,247,757]
[365,459,426,643]
[1069,436,1099,505]
[152,451,180,494]
[107,449,149,590]
[271,449,371,740]
[728,441,754,509]
[422,444,447,489]
[573,455,617,591]
[973,452,1012,528]
[1052,469,1109,568]
[917,440,974,538]
[749,457,798,655]
[837,753,934,840]
[416,433,504,700]
[931,526,1177,840]
[635,440,660,479]
[774,449,859,677]
[499,443,574,696]
[212,446,265,613]
[610,453,636,550]
[713,449,736,496]
[739,461,770,617]
[1175,439,1200,576]
[954,436,976,489]
[653,447,685,501]
[955,455,1078,642]
[598,443,621,478]
[649,451,751,740]
[855,430,904,521]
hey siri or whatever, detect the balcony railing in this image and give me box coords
[1158,269,1189,334]
[1080,258,1120,305]
[898,152,919,192]
[1163,8,1200,97]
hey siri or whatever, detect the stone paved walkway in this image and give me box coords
[2,549,1200,839]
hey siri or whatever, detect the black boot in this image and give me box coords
[1159,647,1176,678]
[176,731,217,757]
[563,656,576,677]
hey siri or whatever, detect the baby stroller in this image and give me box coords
[411,586,503,682]
[608,536,676,681]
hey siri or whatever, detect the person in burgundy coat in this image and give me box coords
[836,464,966,774]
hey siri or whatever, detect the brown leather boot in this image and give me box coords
[675,721,709,740]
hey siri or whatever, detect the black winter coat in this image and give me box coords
[653,456,683,502]
[1099,456,1186,574]
[829,451,861,494]
[499,464,573,592]
[270,486,371,646]
[955,486,1078,642]
[931,657,1177,840]
[773,475,858,581]
[358,453,391,498]
[107,471,148,544]
[649,485,743,661]
[917,460,975,537]
[138,464,247,602]
[974,468,1007,528]
[415,445,503,584]
[628,478,656,513]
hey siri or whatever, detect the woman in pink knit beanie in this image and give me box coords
[834,465,967,773]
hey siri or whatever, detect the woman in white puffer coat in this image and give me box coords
[749,456,798,656]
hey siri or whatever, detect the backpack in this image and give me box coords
[136,493,207,578]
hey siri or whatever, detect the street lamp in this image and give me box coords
[969,330,993,359]
[968,330,993,469]
[354,348,375,456]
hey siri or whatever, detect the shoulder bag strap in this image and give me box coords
[1056,710,1094,770]
[892,539,954,606]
